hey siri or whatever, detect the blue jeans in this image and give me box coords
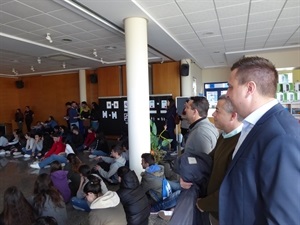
[90,121,99,132]
[151,190,181,212]
[91,149,108,156]
[71,197,90,212]
[38,154,67,168]
[22,148,32,155]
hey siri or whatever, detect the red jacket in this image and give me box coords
[84,132,96,147]
[44,137,66,158]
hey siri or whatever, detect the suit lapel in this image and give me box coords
[225,104,283,175]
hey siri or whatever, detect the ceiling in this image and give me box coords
[0,0,299,77]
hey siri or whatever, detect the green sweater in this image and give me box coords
[197,133,240,220]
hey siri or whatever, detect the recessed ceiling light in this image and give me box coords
[62,38,72,42]
[105,46,116,50]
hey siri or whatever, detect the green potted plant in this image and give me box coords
[150,120,172,163]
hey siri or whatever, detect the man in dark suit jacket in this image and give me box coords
[220,56,300,225]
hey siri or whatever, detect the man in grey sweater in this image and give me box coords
[183,96,219,156]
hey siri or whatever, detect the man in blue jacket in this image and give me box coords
[220,56,300,225]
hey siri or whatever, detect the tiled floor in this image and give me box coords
[0,152,167,225]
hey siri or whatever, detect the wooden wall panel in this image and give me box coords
[0,78,20,124]
[152,61,181,98]
[86,70,99,104]
[121,66,127,96]
[98,66,121,97]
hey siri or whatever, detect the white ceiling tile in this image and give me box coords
[49,9,86,23]
[167,25,194,36]
[72,20,104,32]
[0,11,20,24]
[221,24,247,35]
[192,20,220,33]
[34,28,64,39]
[216,4,250,19]
[26,14,64,28]
[90,29,119,38]
[174,32,199,41]
[280,6,300,18]
[247,28,272,37]
[17,32,43,41]
[248,20,276,31]
[6,19,44,32]
[0,24,24,35]
[219,15,248,28]
[1,1,41,18]
[177,1,215,14]
[143,2,182,19]
[185,9,217,23]
[215,0,250,8]
[272,25,299,34]
[275,17,300,28]
[251,0,286,12]
[19,0,63,13]
[158,15,188,28]
[249,10,281,23]
[87,38,112,46]
[50,24,84,35]
[201,35,224,45]
[70,32,99,41]
[224,39,245,46]
[223,32,245,40]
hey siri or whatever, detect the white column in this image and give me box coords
[124,17,149,179]
[79,69,87,102]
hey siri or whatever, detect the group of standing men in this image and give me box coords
[175,56,299,225]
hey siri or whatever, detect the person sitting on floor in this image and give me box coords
[88,132,110,158]
[29,134,67,169]
[82,127,96,150]
[50,160,71,203]
[64,153,82,197]
[117,166,150,225]
[22,132,35,158]
[83,175,127,225]
[140,153,181,213]
[0,186,36,225]
[71,164,108,212]
[28,173,67,225]
[93,145,126,184]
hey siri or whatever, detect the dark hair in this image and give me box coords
[83,175,102,195]
[33,216,58,225]
[167,98,175,108]
[111,145,123,155]
[33,173,64,213]
[141,153,155,166]
[67,153,81,173]
[189,96,209,117]
[78,164,91,177]
[117,166,130,178]
[65,102,71,106]
[2,186,35,225]
[50,160,62,173]
[231,56,278,97]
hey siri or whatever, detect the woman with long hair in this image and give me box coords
[64,153,82,196]
[0,186,36,225]
[29,173,67,225]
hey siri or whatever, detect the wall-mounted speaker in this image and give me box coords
[16,80,24,89]
[180,64,189,76]
[90,74,98,83]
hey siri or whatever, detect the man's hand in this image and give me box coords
[180,177,193,189]
[94,165,101,171]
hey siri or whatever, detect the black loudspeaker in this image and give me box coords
[16,80,24,89]
[180,64,189,76]
[90,74,98,83]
